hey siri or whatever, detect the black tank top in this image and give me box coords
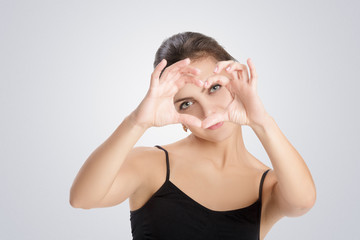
[130,145,271,240]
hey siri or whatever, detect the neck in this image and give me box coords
[185,125,249,170]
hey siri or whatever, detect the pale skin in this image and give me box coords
[70,56,316,240]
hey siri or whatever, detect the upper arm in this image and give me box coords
[263,170,314,223]
[90,146,152,208]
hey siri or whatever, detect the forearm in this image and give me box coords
[252,115,316,208]
[69,112,148,207]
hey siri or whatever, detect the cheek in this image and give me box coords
[214,88,233,106]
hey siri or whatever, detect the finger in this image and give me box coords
[166,57,191,73]
[168,63,201,83]
[178,66,203,86]
[213,60,236,74]
[225,63,250,83]
[177,113,202,128]
[151,59,167,87]
[225,62,246,73]
[235,64,249,84]
[176,74,204,89]
[203,74,231,88]
[159,58,191,83]
[243,62,251,84]
[179,65,202,77]
[201,111,228,129]
[224,61,240,73]
[247,58,258,86]
[161,58,202,86]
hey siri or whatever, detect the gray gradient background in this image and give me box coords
[1,0,359,239]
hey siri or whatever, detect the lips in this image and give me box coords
[207,121,224,130]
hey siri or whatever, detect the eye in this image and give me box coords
[179,101,193,111]
[210,84,221,93]
[178,84,221,111]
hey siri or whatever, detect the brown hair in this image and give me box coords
[154,31,237,77]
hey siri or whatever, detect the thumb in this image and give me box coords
[177,114,202,128]
[201,112,227,129]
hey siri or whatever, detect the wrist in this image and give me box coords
[127,111,151,130]
[250,114,274,133]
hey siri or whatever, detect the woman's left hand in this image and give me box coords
[201,58,270,129]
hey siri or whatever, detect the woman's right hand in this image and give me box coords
[130,58,205,129]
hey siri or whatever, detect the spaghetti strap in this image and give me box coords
[130,150,272,239]
[259,169,271,201]
[154,145,170,181]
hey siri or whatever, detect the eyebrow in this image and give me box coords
[174,88,207,104]
[174,97,191,104]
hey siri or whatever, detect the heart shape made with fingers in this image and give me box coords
[198,58,268,129]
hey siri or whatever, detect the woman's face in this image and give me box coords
[173,56,239,142]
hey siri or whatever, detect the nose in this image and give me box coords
[202,100,222,119]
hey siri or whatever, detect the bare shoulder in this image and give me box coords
[122,145,166,198]
[125,145,165,176]
[128,145,170,211]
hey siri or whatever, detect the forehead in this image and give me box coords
[189,56,217,77]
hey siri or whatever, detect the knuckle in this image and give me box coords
[151,71,158,79]
[218,62,227,68]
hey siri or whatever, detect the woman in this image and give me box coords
[70,32,316,240]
